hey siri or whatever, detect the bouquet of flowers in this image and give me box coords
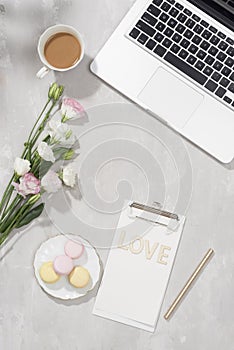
[0,83,84,246]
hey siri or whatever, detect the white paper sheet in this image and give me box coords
[93,202,186,332]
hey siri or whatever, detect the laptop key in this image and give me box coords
[142,12,157,26]
[170,43,180,53]
[213,61,223,71]
[188,44,198,54]
[172,33,182,43]
[227,37,234,45]
[164,27,174,37]
[177,13,187,23]
[218,31,226,39]
[217,52,227,62]
[175,2,183,10]
[209,26,217,34]
[129,28,140,39]
[179,49,189,59]
[225,57,234,67]
[192,14,200,22]
[210,35,220,45]
[192,35,202,45]
[184,29,193,39]
[136,20,156,37]
[205,80,218,92]
[205,55,215,65]
[194,24,203,34]
[208,46,218,56]
[154,32,164,42]
[201,20,209,28]
[184,8,192,16]
[160,13,169,22]
[195,60,205,71]
[162,38,172,48]
[169,7,179,17]
[147,5,161,17]
[211,72,221,81]
[181,38,190,48]
[146,39,157,50]
[203,66,213,76]
[185,19,195,29]
[168,18,177,28]
[156,21,166,32]
[218,41,228,50]
[221,66,231,76]
[154,44,167,56]
[138,33,149,44]
[197,49,206,59]
[167,0,175,4]
[227,47,234,57]
[200,40,210,50]
[161,2,171,12]
[164,51,207,84]
[215,87,226,98]
[187,54,197,65]
[229,72,234,81]
[202,30,212,40]
[220,77,229,87]
[224,96,232,104]
[153,0,163,6]
[228,83,234,93]
[175,23,185,34]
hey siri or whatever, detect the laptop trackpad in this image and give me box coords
[138,67,204,129]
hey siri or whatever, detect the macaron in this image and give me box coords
[39,261,60,284]
[64,239,84,259]
[69,266,90,288]
[53,255,73,275]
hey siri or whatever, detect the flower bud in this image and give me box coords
[53,85,64,101]
[65,129,72,140]
[27,193,41,205]
[48,83,58,99]
[63,149,75,160]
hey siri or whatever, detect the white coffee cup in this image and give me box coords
[36,24,84,79]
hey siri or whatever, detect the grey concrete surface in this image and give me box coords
[0,1,234,349]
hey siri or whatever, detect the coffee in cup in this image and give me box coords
[37,24,84,79]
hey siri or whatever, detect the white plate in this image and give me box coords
[34,234,101,300]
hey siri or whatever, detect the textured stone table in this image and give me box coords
[0,1,234,349]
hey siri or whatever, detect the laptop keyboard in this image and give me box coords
[127,0,234,109]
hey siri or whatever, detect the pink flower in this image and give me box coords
[12,173,40,198]
[61,97,84,121]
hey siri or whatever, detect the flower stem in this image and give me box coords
[0,174,16,215]
[22,98,51,159]
[30,101,57,153]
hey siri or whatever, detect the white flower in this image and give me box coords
[62,164,76,187]
[41,170,62,193]
[47,116,76,147]
[61,97,84,121]
[37,142,55,163]
[14,157,31,176]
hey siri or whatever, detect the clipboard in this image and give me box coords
[128,201,181,231]
[93,200,186,332]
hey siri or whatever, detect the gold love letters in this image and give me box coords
[118,231,171,264]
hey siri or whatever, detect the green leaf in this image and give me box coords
[16,203,44,228]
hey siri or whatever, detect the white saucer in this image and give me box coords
[34,234,101,300]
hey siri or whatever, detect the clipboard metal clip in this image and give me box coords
[128,201,180,230]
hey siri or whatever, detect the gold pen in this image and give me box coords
[164,248,214,320]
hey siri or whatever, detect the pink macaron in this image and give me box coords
[64,239,84,259]
[53,255,73,275]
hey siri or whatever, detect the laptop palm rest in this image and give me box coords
[138,67,204,129]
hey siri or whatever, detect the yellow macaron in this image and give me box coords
[69,266,90,288]
[39,261,60,284]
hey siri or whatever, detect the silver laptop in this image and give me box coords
[90,0,234,163]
